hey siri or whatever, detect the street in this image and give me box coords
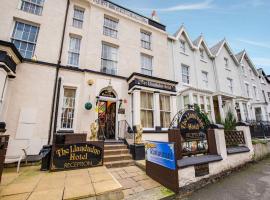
[177,157,270,200]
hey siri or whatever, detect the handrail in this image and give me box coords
[118,120,135,146]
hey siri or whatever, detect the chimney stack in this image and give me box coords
[151,10,160,22]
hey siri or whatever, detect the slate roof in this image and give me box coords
[193,35,202,47]
[210,39,225,55]
[235,50,245,62]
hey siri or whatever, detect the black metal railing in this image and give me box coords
[118,120,135,146]
[246,120,270,138]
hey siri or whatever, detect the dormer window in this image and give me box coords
[200,48,204,59]
[180,40,186,53]
[224,57,229,68]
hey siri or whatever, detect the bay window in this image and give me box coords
[140,92,154,128]
[160,95,171,128]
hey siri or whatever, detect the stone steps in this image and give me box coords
[104,160,134,168]
[104,154,132,162]
[104,142,134,168]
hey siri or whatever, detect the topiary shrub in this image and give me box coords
[222,109,237,130]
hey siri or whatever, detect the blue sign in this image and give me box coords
[145,141,176,170]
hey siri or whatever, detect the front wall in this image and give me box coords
[4,63,55,156]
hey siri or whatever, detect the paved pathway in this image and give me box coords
[0,166,123,200]
[176,157,270,200]
[109,166,174,199]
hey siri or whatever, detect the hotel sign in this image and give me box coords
[179,110,205,135]
[129,78,176,92]
[93,0,148,24]
[145,141,176,170]
[51,143,103,171]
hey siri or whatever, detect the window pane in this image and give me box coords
[61,88,76,129]
[11,21,39,59]
[21,0,44,15]
[103,17,118,38]
[101,43,118,75]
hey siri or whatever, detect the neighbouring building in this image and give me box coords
[0,0,269,158]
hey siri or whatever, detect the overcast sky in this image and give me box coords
[112,0,270,74]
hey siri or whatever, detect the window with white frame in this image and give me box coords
[202,71,208,88]
[141,31,151,50]
[140,92,154,128]
[183,95,189,109]
[227,78,233,93]
[73,8,84,29]
[200,48,204,59]
[68,36,81,67]
[103,17,118,38]
[181,64,190,84]
[224,57,229,68]
[206,97,212,120]
[11,21,39,59]
[193,95,198,107]
[243,103,249,120]
[245,83,250,97]
[60,88,76,129]
[253,86,257,99]
[200,96,205,112]
[180,40,186,53]
[242,65,246,75]
[141,54,153,76]
[160,95,171,128]
[101,43,118,75]
[20,0,45,15]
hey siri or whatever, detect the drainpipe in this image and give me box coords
[47,0,70,144]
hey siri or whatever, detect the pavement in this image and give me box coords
[176,156,270,200]
[0,164,174,200]
[0,166,123,200]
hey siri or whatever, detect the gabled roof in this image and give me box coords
[258,68,270,84]
[235,50,259,76]
[173,25,195,49]
[193,35,214,58]
[210,39,239,65]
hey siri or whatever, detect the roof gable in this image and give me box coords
[237,50,259,76]
[193,35,213,58]
[210,39,239,65]
[173,25,195,49]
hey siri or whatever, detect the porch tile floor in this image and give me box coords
[0,166,123,200]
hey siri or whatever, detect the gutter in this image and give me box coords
[47,0,70,144]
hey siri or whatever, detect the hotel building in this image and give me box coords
[0,0,269,158]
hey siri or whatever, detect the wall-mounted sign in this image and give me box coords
[129,78,176,92]
[99,90,116,98]
[179,110,205,134]
[118,108,125,114]
[195,163,209,177]
[51,143,103,171]
[145,141,176,170]
[179,110,208,156]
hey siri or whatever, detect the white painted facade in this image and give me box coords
[0,0,269,158]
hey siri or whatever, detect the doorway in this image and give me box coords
[98,100,117,140]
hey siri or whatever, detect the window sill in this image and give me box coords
[200,59,207,63]
[225,67,231,71]
[182,83,192,87]
[180,52,189,56]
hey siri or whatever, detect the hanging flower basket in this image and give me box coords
[85,102,92,110]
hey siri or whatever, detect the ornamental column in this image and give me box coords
[154,92,160,128]
[210,96,216,123]
[133,89,141,126]
[218,95,225,121]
